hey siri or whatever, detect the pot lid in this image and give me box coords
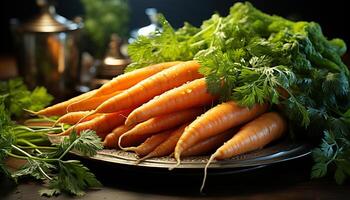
[16,0,82,33]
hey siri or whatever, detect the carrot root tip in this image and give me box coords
[135,155,149,165]
[134,159,142,165]
[51,120,60,128]
[200,154,215,193]
[118,133,128,150]
[24,109,38,115]
[168,152,174,158]
[121,147,137,152]
[169,159,181,171]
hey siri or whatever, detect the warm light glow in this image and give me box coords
[57,33,66,73]
[104,57,128,66]
[137,24,158,37]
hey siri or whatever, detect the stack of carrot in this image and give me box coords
[35,61,287,168]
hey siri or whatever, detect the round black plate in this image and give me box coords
[75,140,311,172]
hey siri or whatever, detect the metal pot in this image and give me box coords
[12,0,83,100]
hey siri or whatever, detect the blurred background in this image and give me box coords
[1,0,349,55]
[0,0,349,98]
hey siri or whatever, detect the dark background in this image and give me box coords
[0,0,349,55]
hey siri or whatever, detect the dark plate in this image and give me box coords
[74,140,311,173]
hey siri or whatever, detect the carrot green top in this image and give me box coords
[127,2,350,184]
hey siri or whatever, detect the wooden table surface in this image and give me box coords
[1,56,349,200]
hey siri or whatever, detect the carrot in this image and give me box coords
[126,130,173,157]
[181,130,235,157]
[103,125,134,148]
[104,124,153,148]
[68,62,182,113]
[56,108,133,139]
[174,101,268,166]
[125,78,216,126]
[93,61,203,114]
[201,112,286,192]
[35,90,96,116]
[211,112,286,159]
[66,90,123,112]
[118,108,204,149]
[119,132,152,148]
[137,123,189,163]
[89,61,182,98]
[55,111,102,125]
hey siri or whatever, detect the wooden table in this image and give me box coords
[1,56,349,200]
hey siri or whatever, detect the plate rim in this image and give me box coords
[73,141,312,170]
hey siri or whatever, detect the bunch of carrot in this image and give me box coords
[35,61,287,189]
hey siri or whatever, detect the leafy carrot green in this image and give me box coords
[127,2,350,184]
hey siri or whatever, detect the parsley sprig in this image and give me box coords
[0,78,103,196]
[1,126,103,196]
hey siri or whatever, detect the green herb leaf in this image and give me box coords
[27,87,53,112]
[126,14,196,72]
[311,162,328,179]
[39,188,61,197]
[0,77,104,197]
[0,78,53,118]
[334,166,346,185]
[48,160,101,196]
[11,158,55,181]
[0,101,15,176]
[71,130,103,157]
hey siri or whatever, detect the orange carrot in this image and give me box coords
[211,112,286,159]
[126,130,173,157]
[103,125,134,148]
[93,61,203,114]
[119,132,152,148]
[201,112,286,192]
[104,125,153,148]
[89,61,182,98]
[35,90,96,116]
[125,78,216,126]
[55,111,102,125]
[66,90,123,112]
[56,108,133,139]
[181,130,235,157]
[137,123,189,163]
[174,101,268,165]
[118,108,204,149]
